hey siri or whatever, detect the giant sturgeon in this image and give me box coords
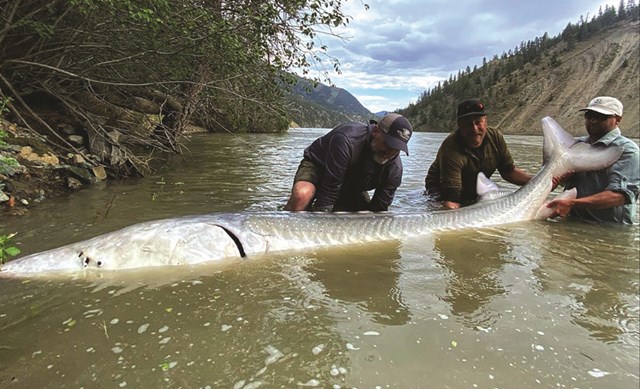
[1,117,622,276]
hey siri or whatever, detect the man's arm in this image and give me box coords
[368,162,403,211]
[500,167,532,186]
[548,141,639,218]
[368,187,397,211]
[438,153,464,208]
[312,134,352,211]
[546,190,626,217]
[494,129,531,186]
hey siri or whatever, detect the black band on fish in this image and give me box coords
[218,226,246,258]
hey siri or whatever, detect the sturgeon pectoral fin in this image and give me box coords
[534,189,578,219]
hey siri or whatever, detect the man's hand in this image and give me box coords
[546,199,573,218]
[311,204,333,212]
[442,201,460,209]
[551,172,574,190]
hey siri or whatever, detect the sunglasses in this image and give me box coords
[584,111,614,121]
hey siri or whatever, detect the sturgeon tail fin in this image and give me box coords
[541,116,623,176]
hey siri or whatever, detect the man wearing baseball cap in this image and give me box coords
[425,99,532,209]
[547,96,640,224]
[284,113,413,212]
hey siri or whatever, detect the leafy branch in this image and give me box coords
[0,233,20,264]
[0,0,360,177]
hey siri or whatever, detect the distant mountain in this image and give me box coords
[283,76,374,128]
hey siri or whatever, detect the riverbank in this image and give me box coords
[0,119,105,216]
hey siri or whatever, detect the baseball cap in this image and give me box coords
[377,113,413,155]
[457,99,486,119]
[579,96,623,116]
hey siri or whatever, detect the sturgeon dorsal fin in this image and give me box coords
[476,172,499,196]
[475,172,510,202]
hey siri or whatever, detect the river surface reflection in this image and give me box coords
[0,129,638,388]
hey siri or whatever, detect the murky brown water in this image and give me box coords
[1,129,638,388]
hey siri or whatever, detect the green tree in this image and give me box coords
[0,0,356,176]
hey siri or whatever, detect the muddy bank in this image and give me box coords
[1,119,107,216]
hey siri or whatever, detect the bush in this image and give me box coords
[0,233,21,264]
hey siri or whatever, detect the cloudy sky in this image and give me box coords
[313,0,622,113]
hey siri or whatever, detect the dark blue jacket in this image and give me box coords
[303,121,403,211]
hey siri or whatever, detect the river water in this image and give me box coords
[0,128,638,388]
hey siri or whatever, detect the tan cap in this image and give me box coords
[579,96,623,116]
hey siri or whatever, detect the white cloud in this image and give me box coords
[309,0,623,112]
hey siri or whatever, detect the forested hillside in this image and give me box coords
[399,3,640,137]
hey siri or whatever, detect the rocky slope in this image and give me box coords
[491,19,639,137]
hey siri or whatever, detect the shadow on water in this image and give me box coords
[307,241,411,326]
[432,219,639,348]
[530,220,640,346]
[433,229,508,329]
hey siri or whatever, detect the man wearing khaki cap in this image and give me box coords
[284,113,413,212]
[548,96,640,224]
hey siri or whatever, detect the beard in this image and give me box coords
[370,139,397,165]
[372,152,391,165]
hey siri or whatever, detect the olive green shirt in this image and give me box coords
[425,126,515,205]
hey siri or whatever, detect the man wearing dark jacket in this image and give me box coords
[284,113,413,212]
